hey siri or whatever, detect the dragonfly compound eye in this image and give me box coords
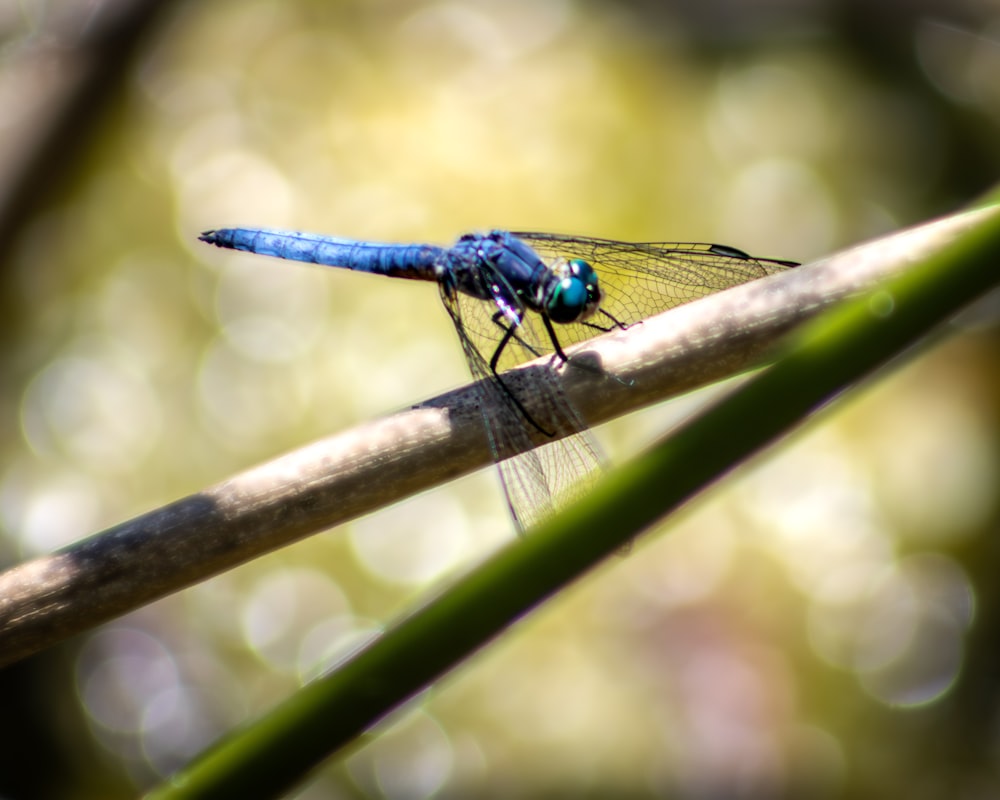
[546,276,589,323]
[568,259,601,304]
[546,259,603,323]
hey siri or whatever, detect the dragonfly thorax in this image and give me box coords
[541,258,604,324]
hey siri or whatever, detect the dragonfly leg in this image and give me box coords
[546,312,633,387]
[488,318,518,374]
[540,316,570,363]
[583,308,628,333]
[490,310,543,360]
[489,319,556,438]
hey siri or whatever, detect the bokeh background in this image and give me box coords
[2,0,1000,797]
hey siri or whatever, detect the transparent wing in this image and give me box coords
[437,271,604,534]
[510,232,799,351]
[432,234,797,532]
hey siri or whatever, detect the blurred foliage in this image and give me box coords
[0,0,999,798]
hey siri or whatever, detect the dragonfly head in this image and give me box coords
[545,259,603,324]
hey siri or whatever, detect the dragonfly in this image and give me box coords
[199,227,798,533]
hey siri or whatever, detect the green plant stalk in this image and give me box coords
[148,204,1000,800]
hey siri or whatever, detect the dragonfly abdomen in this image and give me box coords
[199,228,444,281]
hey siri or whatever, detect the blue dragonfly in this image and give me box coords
[200,227,797,532]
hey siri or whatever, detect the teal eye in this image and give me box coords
[547,277,589,323]
[545,259,603,323]
[569,259,600,303]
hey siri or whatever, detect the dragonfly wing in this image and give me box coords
[511,232,798,350]
[438,280,605,533]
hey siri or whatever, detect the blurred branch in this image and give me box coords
[0,206,994,668]
[0,0,172,263]
[146,201,1000,799]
